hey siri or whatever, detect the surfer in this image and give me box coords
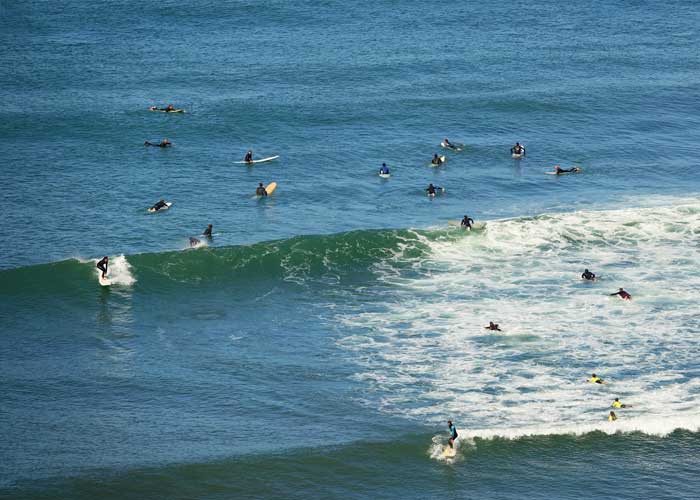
[587,373,605,384]
[510,142,525,156]
[610,288,632,300]
[443,138,458,150]
[144,138,171,147]
[553,165,579,175]
[150,104,176,112]
[426,183,438,196]
[611,398,629,409]
[189,237,200,247]
[150,199,168,212]
[581,269,596,281]
[244,150,253,163]
[485,321,502,331]
[609,411,618,422]
[431,154,443,166]
[256,183,268,196]
[379,163,390,175]
[460,215,474,229]
[96,256,109,279]
[203,224,213,237]
[447,420,458,449]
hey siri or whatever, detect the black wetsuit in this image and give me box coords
[203,226,213,237]
[427,185,437,195]
[245,152,253,162]
[461,217,474,229]
[582,270,595,280]
[256,186,267,196]
[151,200,167,211]
[96,259,108,276]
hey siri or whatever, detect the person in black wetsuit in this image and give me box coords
[460,215,474,229]
[203,224,213,237]
[510,142,525,155]
[431,154,443,165]
[96,256,109,278]
[443,138,458,150]
[447,420,458,449]
[151,199,167,211]
[610,288,632,300]
[485,321,501,331]
[244,150,254,163]
[427,183,438,196]
[554,165,579,175]
[144,138,171,147]
[256,183,267,196]
[581,269,596,281]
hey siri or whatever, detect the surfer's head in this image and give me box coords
[259,183,263,187]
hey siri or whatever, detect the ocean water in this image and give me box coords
[1,0,700,498]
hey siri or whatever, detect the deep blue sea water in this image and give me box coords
[2,1,700,498]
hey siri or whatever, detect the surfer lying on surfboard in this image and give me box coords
[150,199,168,212]
[554,165,581,175]
[144,138,171,147]
[96,256,109,279]
[587,373,605,384]
[610,288,632,300]
[442,138,460,151]
[485,321,502,331]
[149,104,181,113]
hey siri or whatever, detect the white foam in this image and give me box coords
[337,200,700,440]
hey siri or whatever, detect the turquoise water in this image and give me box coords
[2,0,700,498]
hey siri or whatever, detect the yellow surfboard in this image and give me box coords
[265,182,277,195]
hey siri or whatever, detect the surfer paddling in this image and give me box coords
[587,373,605,384]
[553,165,580,175]
[485,321,502,331]
[610,288,632,300]
[144,138,171,147]
[96,256,109,279]
[149,104,177,112]
[443,138,459,151]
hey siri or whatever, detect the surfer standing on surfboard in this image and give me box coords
[96,256,109,279]
[447,421,458,449]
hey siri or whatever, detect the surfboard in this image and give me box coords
[98,273,111,286]
[441,446,456,458]
[545,168,582,175]
[148,202,172,213]
[265,182,277,195]
[379,172,391,178]
[512,153,523,159]
[235,155,280,165]
[440,142,463,151]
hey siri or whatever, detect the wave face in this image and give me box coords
[333,200,700,441]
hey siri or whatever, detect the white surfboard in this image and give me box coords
[441,446,456,458]
[235,155,280,165]
[379,172,391,178]
[98,273,111,286]
[148,202,172,213]
[512,153,523,159]
[448,220,486,230]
